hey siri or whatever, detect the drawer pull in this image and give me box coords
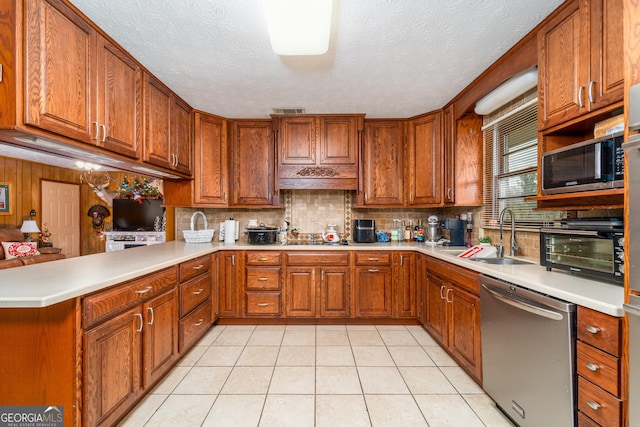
[586,325,601,334]
[445,288,453,303]
[368,257,379,261]
[258,278,269,281]
[192,264,204,270]
[194,318,204,327]
[135,285,153,294]
[259,257,269,261]
[192,288,204,295]
[257,303,269,307]
[440,285,446,300]
[147,307,155,325]
[585,362,600,372]
[586,401,601,411]
[135,313,143,332]
[368,269,379,272]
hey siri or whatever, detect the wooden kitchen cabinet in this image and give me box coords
[358,119,405,206]
[143,73,192,176]
[406,111,442,206]
[424,256,482,383]
[24,0,142,158]
[244,251,283,317]
[538,0,623,130]
[142,289,179,388]
[442,105,456,205]
[394,251,416,318]
[454,113,484,206]
[229,120,278,207]
[354,252,393,317]
[275,114,363,190]
[178,255,213,352]
[218,251,242,318]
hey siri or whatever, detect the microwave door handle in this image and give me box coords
[594,142,602,180]
[540,228,601,237]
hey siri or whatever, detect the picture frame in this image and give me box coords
[0,183,12,215]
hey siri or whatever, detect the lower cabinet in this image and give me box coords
[395,251,416,317]
[178,255,213,352]
[244,251,283,317]
[218,250,242,318]
[354,251,393,317]
[423,256,482,383]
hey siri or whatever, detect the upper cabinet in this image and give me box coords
[24,0,142,158]
[453,113,483,207]
[143,74,192,176]
[275,115,364,190]
[406,112,442,206]
[538,0,623,130]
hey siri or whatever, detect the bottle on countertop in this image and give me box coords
[414,219,424,242]
[404,221,412,241]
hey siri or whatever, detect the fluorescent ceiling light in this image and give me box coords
[475,67,538,115]
[264,0,333,55]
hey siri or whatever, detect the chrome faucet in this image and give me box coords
[497,208,519,257]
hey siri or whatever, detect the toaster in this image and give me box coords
[353,219,376,243]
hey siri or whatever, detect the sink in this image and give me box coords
[466,257,534,265]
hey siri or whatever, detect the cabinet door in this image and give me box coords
[454,113,483,206]
[360,120,404,206]
[442,105,456,204]
[210,252,219,322]
[84,306,143,427]
[143,289,178,388]
[25,0,94,142]
[285,266,316,317]
[319,266,350,317]
[406,112,441,206]
[395,252,416,318]
[96,36,141,158]
[424,272,447,346]
[218,251,240,318]
[193,112,228,205]
[538,0,589,129]
[279,116,317,165]
[318,116,359,166]
[230,120,276,206]
[416,254,428,326]
[171,97,192,175]
[143,74,172,169]
[448,286,482,382]
[354,266,393,317]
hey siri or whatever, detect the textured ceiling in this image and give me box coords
[68,0,564,119]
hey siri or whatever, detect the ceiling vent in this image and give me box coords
[272,107,305,115]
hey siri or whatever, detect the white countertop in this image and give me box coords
[0,240,625,316]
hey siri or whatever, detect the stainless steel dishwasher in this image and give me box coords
[480,274,576,427]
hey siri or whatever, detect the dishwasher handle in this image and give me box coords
[481,283,564,321]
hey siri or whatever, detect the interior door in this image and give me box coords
[41,180,80,257]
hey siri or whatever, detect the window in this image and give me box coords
[482,98,561,228]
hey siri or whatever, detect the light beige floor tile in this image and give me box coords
[282,329,316,345]
[463,394,515,427]
[202,394,266,427]
[316,366,362,394]
[224,325,257,331]
[195,325,225,346]
[213,329,253,345]
[268,366,315,394]
[176,345,207,366]
[376,325,409,331]
[414,394,485,427]
[150,366,190,394]
[440,366,484,394]
[398,367,457,394]
[358,366,410,394]
[352,346,395,366]
[259,395,315,427]
[423,346,457,366]
[221,366,274,394]
[316,329,350,345]
[144,394,215,426]
[365,394,428,427]
[316,324,347,330]
[247,329,285,346]
[410,328,440,346]
[118,394,167,427]
[285,325,316,331]
[379,329,419,346]
[277,345,316,366]
[316,394,371,427]
[346,325,378,330]
[255,325,286,331]
[316,345,355,366]
[197,345,244,366]
[388,346,435,367]
[237,345,280,366]
[172,366,232,394]
[348,330,384,346]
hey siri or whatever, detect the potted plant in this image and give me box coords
[479,236,492,246]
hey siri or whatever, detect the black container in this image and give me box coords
[353,219,376,243]
[246,225,278,244]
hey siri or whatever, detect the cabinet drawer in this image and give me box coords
[426,256,479,295]
[577,306,621,357]
[577,341,621,397]
[245,292,281,316]
[246,267,281,290]
[246,251,282,266]
[179,300,212,352]
[179,255,211,283]
[179,274,211,317]
[83,267,177,328]
[577,377,622,427]
[286,252,349,265]
[577,411,600,427]
[355,252,391,265]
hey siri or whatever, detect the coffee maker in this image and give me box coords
[442,218,466,246]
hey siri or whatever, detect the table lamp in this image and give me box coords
[21,220,40,242]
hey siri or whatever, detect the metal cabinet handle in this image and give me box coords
[135,285,153,294]
[588,81,595,104]
[135,313,143,332]
[321,270,325,281]
[258,278,269,281]
[586,401,601,411]
[578,86,585,108]
[100,124,107,142]
[147,307,154,325]
[440,285,446,300]
[192,264,204,270]
[194,318,204,326]
[193,288,204,295]
[445,288,453,303]
[400,255,404,266]
[368,257,379,261]
[231,255,235,266]
[586,325,601,334]
[447,188,452,200]
[257,303,269,307]
[91,121,100,140]
[368,269,379,273]
[585,362,600,372]
[259,257,269,261]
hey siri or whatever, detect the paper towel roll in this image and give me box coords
[224,220,236,244]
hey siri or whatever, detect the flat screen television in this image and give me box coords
[112,199,165,231]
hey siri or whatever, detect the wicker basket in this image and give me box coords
[182,211,214,243]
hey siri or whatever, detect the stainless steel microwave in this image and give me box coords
[541,132,624,195]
